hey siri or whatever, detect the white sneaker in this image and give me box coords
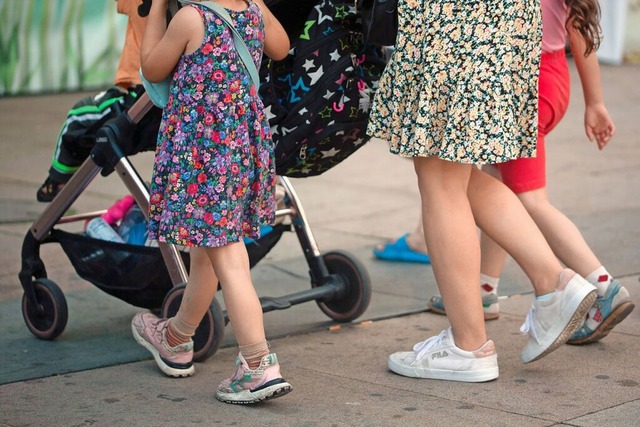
[520,270,597,364]
[388,328,499,382]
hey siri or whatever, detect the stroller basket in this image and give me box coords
[52,224,286,310]
[54,229,174,309]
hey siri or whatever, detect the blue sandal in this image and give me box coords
[373,234,431,264]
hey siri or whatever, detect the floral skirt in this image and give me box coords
[367,0,542,164]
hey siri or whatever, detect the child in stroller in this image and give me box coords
[36,0,158,202]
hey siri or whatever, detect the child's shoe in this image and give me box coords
[520,270,597,364]
[215,353,292,404]
[428,290,500,320]
[131,312,194,377]
[387,327,499,382]
[567,279,635,345]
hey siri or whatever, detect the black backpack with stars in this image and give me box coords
[261,0,386,177]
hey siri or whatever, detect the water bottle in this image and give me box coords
[102,195,135,225]
[118,204,148,245]
[86,217,125,243]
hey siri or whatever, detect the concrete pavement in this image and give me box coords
[0,60,639,426]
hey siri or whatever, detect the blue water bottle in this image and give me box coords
[118,204,148,245]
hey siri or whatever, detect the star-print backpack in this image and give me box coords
[260,0,386,177]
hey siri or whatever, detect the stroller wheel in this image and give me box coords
[315,251,372,323]
[22,278,68,340]
[161,284,225,362]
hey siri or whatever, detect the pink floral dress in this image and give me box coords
[148,2,276,247]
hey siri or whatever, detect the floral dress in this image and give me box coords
[367,0,542,164]
[148,2,276,247]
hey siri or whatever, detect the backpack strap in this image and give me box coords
[179,0,260,89]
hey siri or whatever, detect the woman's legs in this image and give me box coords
[411,158,595,364]
[517,188,601,276]
[480,180,634,344]
[387,157,499,383]
[414,157,487,350]
[468,167,563,295]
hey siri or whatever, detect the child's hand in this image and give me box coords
[584,103,615,150]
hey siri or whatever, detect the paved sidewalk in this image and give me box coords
[0,61,639,425]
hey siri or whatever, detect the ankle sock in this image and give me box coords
[166,313,197,347]
[536,291,556,301]
[480,274,499,295]
[240,341,270,369]
[586,266,612,296]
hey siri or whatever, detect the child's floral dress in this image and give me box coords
[148,1,276,247]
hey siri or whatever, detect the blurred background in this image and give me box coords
[1,0,639,97]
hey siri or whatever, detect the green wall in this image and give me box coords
[0,0,127,96]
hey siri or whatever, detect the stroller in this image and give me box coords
[18,0,379,362]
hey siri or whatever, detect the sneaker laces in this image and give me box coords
[413,330,448,360]
[520,306,540,344]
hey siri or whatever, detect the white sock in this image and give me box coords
[586,266,612,296]
[480,274,499,295]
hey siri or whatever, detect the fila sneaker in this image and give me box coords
[388,328,499,382]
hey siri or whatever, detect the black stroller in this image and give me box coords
[18,0,379,362]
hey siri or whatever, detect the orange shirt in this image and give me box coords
[114,0,148,88]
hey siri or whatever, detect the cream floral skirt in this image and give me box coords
[367,0,542,164]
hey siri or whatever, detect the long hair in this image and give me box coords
[565,0,602,55]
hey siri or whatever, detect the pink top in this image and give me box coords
[541,0,569,53]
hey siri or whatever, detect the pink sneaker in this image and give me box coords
[131,312,194,377]
[215,353,292,404]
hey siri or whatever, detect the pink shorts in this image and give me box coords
[497,49,570,194]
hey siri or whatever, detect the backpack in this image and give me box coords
[260,0,386,177]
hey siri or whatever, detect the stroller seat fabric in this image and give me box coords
[260,0,386,177]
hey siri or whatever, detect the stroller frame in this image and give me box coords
[19,92,371,361]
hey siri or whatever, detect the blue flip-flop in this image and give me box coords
[373,234,431,264]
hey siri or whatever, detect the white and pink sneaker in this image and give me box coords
[215,353,292,404]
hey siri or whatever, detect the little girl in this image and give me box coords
[476,0,633,343]
[131,0,291,404]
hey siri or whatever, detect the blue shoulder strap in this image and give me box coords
[179,0,261,88]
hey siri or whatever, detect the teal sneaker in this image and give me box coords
[567,279,635,345]
[428,286,500,321]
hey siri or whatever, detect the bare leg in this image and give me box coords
[478,164,600,282]
[478,165,510,278]
[414,157,486,350]
[175,247,220,329]
[406,217,428,253]
[206,241,266,347]
[468,167,562,296]
[518,188,601,276]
